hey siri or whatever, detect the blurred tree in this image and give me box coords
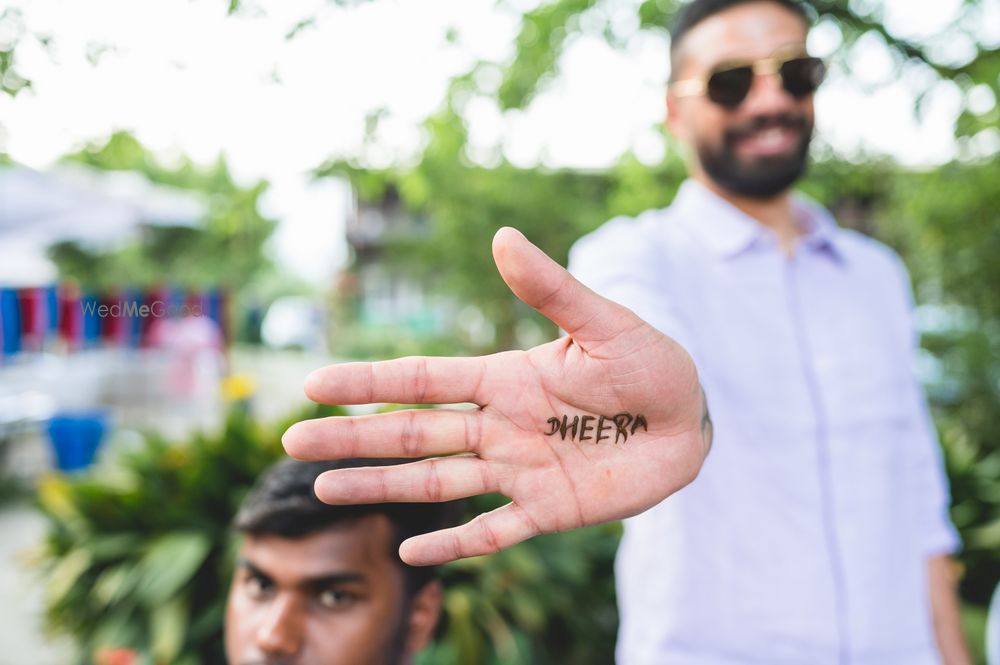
[495,0,999,139]
[878,159,1000,653]
[0,1,380,96]
[318,87,693,351]
[47,131,278,300]
[0,7,35,99]
[319,0,998,357]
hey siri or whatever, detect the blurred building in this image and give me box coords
[342,183,451,337]
[0,163,223,475]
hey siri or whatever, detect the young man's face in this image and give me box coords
[225,514,440,665]
[667,1,816,198]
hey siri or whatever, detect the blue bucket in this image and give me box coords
[46,412,108,472]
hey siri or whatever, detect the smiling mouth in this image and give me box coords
[725,111,808,158]
[732,125,801,156]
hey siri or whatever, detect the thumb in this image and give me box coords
[492,227,641,345]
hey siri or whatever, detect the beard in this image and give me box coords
[696,111,813,200]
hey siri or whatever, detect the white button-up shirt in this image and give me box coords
[569,179,959,665]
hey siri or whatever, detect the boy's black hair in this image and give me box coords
[669,0,812,80]
[234,457,463,597]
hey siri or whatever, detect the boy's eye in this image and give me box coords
[318,589,357,610]
[245,574,272,599]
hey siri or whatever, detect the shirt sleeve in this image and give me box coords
[890,254,962,557]
[567,215,695,354]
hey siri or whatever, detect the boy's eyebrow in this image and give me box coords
[237,558,369,590]
[238,558,272,581]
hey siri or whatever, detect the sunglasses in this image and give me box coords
[671,55,826,109]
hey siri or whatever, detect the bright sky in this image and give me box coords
[2,0,997,284]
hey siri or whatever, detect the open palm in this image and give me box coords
[282,227,710,565]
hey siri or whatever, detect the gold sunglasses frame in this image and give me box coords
[670,47,820,101]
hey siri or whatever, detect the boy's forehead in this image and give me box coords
[673,3,809,75]
[240,514,398,581]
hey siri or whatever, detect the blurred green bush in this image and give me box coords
[884,160,1000,659]
[35,405,619,665]
[36,407,293,665]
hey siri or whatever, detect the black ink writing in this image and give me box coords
[544,413,648,444]
[612,413,631,443]
[595,416,611,444]
[560,415,579,440]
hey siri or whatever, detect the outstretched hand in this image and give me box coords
[283,227,710,565]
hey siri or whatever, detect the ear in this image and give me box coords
[403,580,443,657]
[665,90,688,143]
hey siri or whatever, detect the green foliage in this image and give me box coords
[320,111,689,353]
[425,510,619,665]
[36,404,341,664]
[49,131,278,296]
[0,8,34,99]
[0,470,30,506]
[877,159,1000,617]
[37,404,620,665]
[497,0,600,110]
[495,0,999,136]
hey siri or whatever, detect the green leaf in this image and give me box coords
[46,547,91,607]
[151,597,188,663]
[136,532,211,605]
[90,611,142,654]
[93,562,140,608]
[88,533,141,560]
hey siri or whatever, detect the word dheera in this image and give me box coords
[544,413,647,444]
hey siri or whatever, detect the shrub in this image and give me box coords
[36,405,619,665]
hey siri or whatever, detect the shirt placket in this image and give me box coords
[784,248,852,665]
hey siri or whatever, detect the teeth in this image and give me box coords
[758,128,782,143]
[744,127,787,147]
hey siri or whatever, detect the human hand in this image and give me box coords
[283,227,710,565]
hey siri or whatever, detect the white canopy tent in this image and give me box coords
[0,164,205,285]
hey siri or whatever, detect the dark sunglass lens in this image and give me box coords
[780,57,825,98]
[707,66,753,108]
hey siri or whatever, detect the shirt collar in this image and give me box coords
[670,179,847,265]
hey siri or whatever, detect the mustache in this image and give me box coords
[726,112,808,140]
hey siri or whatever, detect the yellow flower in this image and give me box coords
[38,473,78,523]
[222,374,256,402]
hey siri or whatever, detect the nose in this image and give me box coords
[255,594,305,657]
[740,70,797,116]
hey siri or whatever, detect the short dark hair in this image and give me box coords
[234,457,463,596]
[669,0,811,80]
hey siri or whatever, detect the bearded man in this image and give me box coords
[567,1,970,663]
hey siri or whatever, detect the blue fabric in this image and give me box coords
[1,288,21,356]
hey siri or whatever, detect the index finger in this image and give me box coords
[305,355,490,405]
